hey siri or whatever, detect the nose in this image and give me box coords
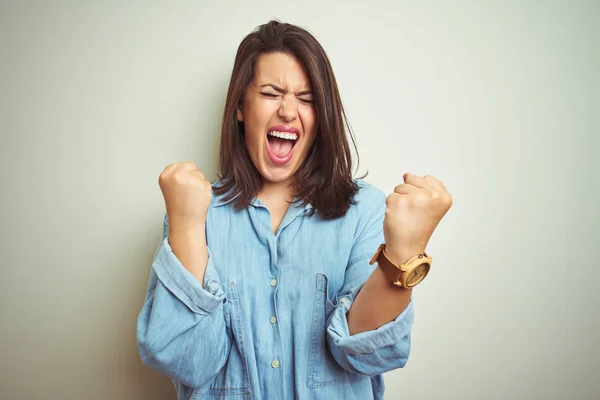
[278,94,298,122]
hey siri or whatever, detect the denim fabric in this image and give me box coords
[137,179,414,399]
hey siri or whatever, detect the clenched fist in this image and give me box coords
[383,173,453,265]
[158,162,212,231]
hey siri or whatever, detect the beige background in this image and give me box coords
[1,1,598,399]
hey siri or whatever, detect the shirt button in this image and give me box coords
[270,315,277,324]
[271,359,280,369]
[270,279,277,287]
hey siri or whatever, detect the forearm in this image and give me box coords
[168,219,208,286]
[347,247,416,335]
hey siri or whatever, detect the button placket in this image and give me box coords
[268,236,284,380]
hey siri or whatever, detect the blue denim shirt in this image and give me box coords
[137,179,414,399]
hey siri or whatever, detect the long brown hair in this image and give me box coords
[214,19,364,220]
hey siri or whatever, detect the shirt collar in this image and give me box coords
[251,196,313,215]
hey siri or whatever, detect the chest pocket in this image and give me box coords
[307,273,367,388]
[208,282,251,396]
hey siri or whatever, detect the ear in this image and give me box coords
[236,106,244,122]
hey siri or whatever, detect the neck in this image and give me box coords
[259,178,296,204]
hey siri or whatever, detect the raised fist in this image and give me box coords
[158,162,212,231]
[384,173,452,264]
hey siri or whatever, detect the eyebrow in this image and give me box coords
[259,83,313,96]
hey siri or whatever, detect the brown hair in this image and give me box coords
[214,19,364,220]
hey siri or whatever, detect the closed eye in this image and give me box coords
[262,91,313,104]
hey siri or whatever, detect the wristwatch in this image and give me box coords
[369,244,432,288]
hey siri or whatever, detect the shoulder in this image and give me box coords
[352,178,387,210]
[347,179,386,243]
[342,178,387,225]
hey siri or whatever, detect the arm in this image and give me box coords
[349,173,452,332]
[328,174,452,376]
[326,188,414,376]
[136,214,230,388]
[347,248,414,335]
[167,214,209,285]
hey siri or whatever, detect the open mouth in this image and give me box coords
[266,130,299,164]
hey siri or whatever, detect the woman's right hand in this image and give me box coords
[158,162,213,232]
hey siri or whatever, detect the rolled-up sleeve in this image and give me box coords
[326,184,414,376]
[136,214,230,388]
[153,236,225,314]
[326,284,414,376]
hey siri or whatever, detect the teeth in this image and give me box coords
[268,131,298,141]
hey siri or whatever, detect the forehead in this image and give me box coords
[253,52,312,89]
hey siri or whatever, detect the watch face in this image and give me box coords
[406,263,430,287]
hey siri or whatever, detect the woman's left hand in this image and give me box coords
[383,173,453,265]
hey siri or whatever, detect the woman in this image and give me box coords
[137,20,452,400]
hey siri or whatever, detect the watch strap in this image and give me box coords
[369,244,404,286]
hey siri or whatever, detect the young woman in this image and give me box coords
[137,20,452,400]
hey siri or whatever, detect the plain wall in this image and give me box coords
[1,1,598,399]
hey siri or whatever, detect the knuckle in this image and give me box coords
[385,193,396,205]
[174,172,187,184]
[385,194,394,206]
[385,194,402,208]
[414,194,429,206]
[444,193,453,206]
[158,168,171,185]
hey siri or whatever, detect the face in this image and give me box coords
[237,52,317,187]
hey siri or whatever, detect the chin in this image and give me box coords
[259,162,298,185]
[261,169,295,185]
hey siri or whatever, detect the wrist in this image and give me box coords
[384,245,425,266]
[168,222,206,239]
[168,215,206,233]
[168,225,207,253]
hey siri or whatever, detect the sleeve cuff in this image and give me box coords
[153,237,225,315]
[327,287,415,355]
